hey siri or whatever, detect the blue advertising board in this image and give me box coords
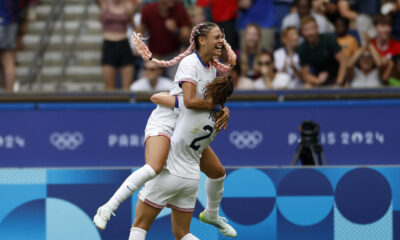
[0,167,398,240]
[0,100,399,167]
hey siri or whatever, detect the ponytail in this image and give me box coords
[131,31,195,67]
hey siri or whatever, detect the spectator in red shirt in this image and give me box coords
[139,0,191,79]
[197,0,238,50]
[371,15,400,59]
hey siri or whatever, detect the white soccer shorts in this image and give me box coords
[139,169,199,212]
[144,105,179,142]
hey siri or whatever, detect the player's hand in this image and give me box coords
[215,106,230,131]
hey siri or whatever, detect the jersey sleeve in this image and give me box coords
[174,56,198,87]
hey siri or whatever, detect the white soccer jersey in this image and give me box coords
[170,52,217,98]
[144,53,217,140]
[165,96,218,180]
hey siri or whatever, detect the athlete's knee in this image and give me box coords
[214,166,226,178]
[205,165,225,179]
[147,162,163,174]
[132,218,150,231]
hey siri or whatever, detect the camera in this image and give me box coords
[291,120,326,166]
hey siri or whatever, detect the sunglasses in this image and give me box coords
[258,61,272,66]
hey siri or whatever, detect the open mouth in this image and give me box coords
[215,45,222,50]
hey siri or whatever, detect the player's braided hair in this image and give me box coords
[204,74,233,108]
[131,22,236,72]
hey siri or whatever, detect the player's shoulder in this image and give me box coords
[180,53,199,65]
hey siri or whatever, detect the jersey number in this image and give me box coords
[190,125,213,151]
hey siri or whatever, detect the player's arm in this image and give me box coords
[182,82,215,110]
[150,92,175,108]
[182,82,230,130]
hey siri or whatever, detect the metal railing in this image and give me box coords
[21,0,92,92]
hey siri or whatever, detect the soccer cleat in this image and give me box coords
[199,211,237,238]
[93,205,115,231]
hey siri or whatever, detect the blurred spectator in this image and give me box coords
[389,54,400,86]
[297,16,347,87]
[347,40,392,88]
[381,0,397,15]
[27,0,39,21]
[335,16,359,57]
[282,0,334,34]
[312,0,326,15]
[254,51,291,89]
[312,0,338,24]
[237,0,276,51]
[231,64,255,90]
[186,4,205,26]
[238,23,263,79]
[371,15,400,59]
[337,0,380,44]
[130,61,172,91]
[380,0,400,40]
[97,0,135,90]
[0,0,20,91]
[138,0,191,79]
[274,27,302,88]
[197,0,239,50]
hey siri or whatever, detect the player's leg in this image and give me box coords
[200,145,225,216]
[171,209,198,240]
[129,200,162,240]
[94,136,169,230]
[144,135,170,174]
[199,146,237,237]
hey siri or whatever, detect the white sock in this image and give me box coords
[205,174,225,219]
[106,164,156,212]
[129,227,147,240]
[181,233,199,240]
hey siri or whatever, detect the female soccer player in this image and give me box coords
[94,22,237,237]
[129,75,234,240]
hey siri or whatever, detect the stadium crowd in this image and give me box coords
[122,0,400,90]
[3,0,400,91]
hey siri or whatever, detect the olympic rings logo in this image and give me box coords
[229,131,263,149]
[49,132,84,150]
